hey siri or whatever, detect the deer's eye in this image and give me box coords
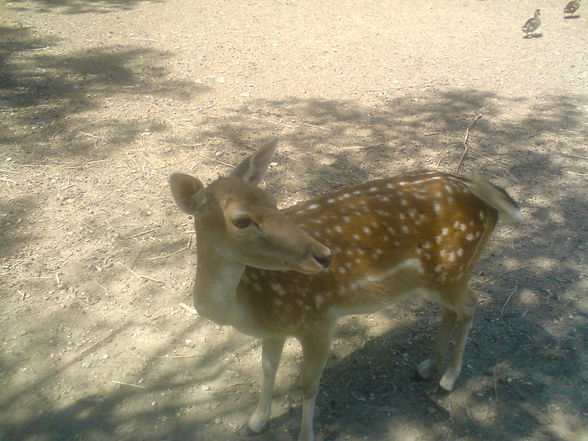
[233,215,253,229]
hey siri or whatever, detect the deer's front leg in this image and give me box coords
[246,336,286,434]
[298,333,333,441]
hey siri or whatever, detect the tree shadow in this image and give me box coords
[9,0,163,14]
[1,25,209,162]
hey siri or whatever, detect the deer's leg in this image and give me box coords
[298,333,333,441]
[247,336,286,434]
[439,294,476,391]
[418,307,457,379]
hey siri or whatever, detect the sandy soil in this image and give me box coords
[1,0,587,440]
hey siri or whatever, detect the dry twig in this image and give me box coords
[456,114,482,174]
[111,380,145,389]
[179,302,197,315]
[79,330,115,354]
[501,283,519,315]
[116,262,164,284]
[148,234,193,261]
[193,151,236,168]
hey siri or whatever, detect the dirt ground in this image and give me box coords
[1,0,587,440]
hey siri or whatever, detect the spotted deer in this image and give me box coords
[169,138,523,441]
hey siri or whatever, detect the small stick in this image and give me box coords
[501,283,518,315]
[80,132,105,141]
[560,153,588,160]
[1,177,15,184]
[493,365,499,403]
[115,262,164,284]
[249,115,294,129]
[0,169,17,173]
[456,114,482,174]
[179,302,197,315]
[129,228,159,239]
[79,331,115,354]
[155,353,205,359]
[111,380,145,389]
[299,122,327,130]
[193,151,236,168]
[148,234,193,261]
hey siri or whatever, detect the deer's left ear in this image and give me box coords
[230,137,279,185]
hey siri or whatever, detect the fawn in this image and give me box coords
[169,138,522,441]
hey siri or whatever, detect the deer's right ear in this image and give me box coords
[169,173,206,214]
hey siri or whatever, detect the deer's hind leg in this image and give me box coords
[418,306,458,380]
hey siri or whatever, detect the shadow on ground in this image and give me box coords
[9,0,162,14]
[1,25,207,163]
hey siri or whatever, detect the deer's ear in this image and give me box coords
[169,173,206,214]
[230,137,279,185]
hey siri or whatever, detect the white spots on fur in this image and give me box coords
[363,226,371,234]
[253,283,263,292]
[342,216,351,223]
[401,225,409,234]
[386,183,394,189]
[270,282,286,296]
[422,242,432,249]
[346,258,424,292]
[441,227,449,236]
[479,210,485,219]
[457,248,464,257]
[465,232,474,241]
[434,203,441,214]
[338,266,346,275]
[308,204,319,210]
[369,187,379,193]
[399,213,406,220]
[352,233,360,240]
[408,208,417,219]
[315,295,325,308]
[357,248,366,255]
[353,190,361,196]
[327,198,335,204]
[400,199,408,206]
[435,236,442,244]
[435,264,442,273]
[447,251,456,262]
[335,225,343,233]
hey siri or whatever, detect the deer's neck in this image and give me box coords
[193,239,245,325]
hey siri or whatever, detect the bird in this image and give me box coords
[522,9,541,38]
[564,0,581,17]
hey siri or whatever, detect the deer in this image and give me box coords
[168,138,523,441]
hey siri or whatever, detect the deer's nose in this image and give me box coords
[313,252,332,269]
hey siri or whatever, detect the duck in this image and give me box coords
[522,9,541,38]
[564,0,581,17]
